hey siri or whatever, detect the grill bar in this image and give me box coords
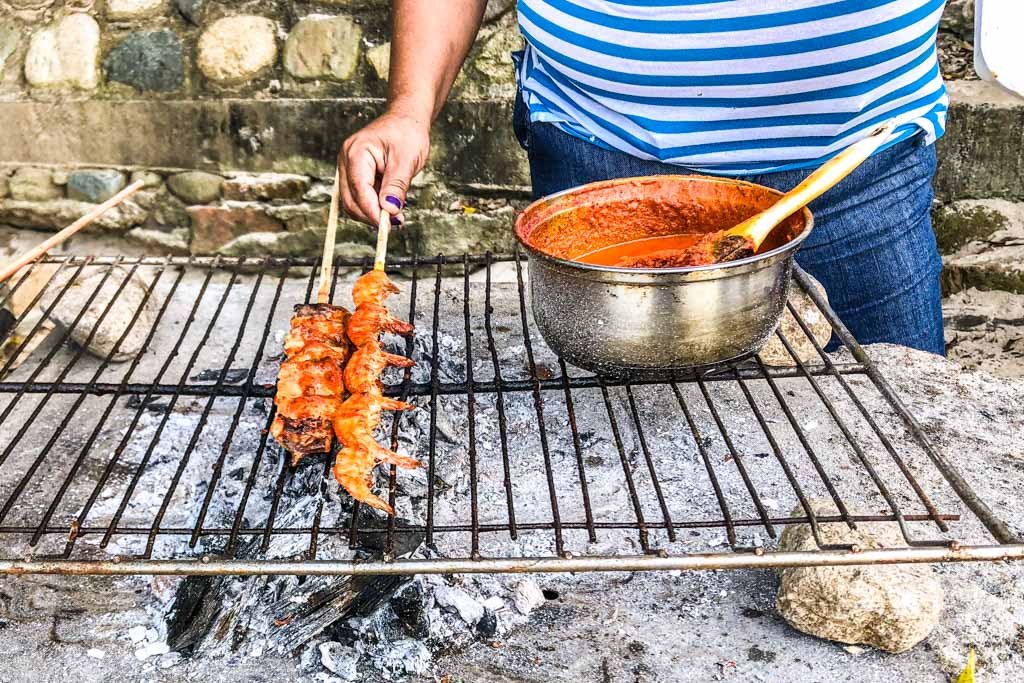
[0,254,1017,576]
[514,251,565,557]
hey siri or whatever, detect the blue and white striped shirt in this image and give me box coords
[516,0,949,174]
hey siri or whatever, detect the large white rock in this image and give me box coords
[42,265,161,363]
[107,0,163,20]
[197,16,277,85]
[776,501,945,653]
[24,13,100,89]
[283,14,362,81]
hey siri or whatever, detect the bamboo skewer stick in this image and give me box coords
[0,179,146,285]
[373,209,390,272]
[316,169,342,305]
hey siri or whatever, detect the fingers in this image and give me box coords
[378,155,417,227]
[338,138,384,226]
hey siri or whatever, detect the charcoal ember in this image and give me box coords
[42,265,160,362]
[390,582,429,639]
[189,367,250,383]
[125,394,168,413]
[475,608,497,638]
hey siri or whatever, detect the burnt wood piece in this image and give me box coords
[167,464,422,656]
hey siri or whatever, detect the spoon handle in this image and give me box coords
[731,120,897,250]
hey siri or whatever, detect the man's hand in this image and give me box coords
[338,110,430,227]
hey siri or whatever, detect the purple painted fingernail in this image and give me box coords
[390,216,402,227]
[385,195,403,210]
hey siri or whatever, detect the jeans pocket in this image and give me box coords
[512,88,531,152]
[510,49,531,151]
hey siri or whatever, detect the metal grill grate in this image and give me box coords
[0,253,1020,576]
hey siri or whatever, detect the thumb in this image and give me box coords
[377,155,416,225]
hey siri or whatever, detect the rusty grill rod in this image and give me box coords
[0,256,1016,574]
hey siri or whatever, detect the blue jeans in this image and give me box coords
[513,94,946,355]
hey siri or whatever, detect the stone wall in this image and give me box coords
[1,0,1019,263]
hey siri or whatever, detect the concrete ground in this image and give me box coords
[0,242,1022,682]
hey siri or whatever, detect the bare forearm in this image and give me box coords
[387,0,488,123]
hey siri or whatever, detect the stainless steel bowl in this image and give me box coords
[514,175,814,375]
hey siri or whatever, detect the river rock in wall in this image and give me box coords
[776,501,944,653]
[42,265,160,362]
[759,273,833,366]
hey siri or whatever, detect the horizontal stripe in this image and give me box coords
[518,12,941,84]
[518,0,942,61]
[516,0,949,174]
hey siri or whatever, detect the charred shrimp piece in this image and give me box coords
[282,304,350,356]
[352,270,401,308]
[343,340,416,394]
[333,391,419,468]
[333,443,393,513]
[271,395,340,465]
[332,390,419,512]
[272,303,352,465]
[347,303,414,347]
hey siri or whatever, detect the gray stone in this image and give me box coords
[66,169,127,203]
[511,579,544,616]
[104,30,184,93]
[484,0,515,22]
[139,189,190,230]
[126,227,190,256]
[216,228,373,262]
[188,205,283,253]
[8,167,61,201]
[283,15,362,82]
[3,0,59,23]
[776,501,944,654]
[0,99,531,188]
[404,211,516,258]
[166,171,222,204]
[24,13,100,90]
[944,288,1024,378]
[175,0,202,25]
[197,16,277,85]
[107,0,163,20]
[265,203,328,232]
[433,585,484,626]
[0,24,19,76]
[937,81,1024,203]
[365,42,390,82]
[0,168,10,198]
[129,170,163,189]
[759,274,832,366]
[221,173,311,201]
[933,198,1010,253]
[0,198,146,231]
[318,642,358,680]
[940,0,975,42]
[941,199,1024,295]
[41,265,160,362]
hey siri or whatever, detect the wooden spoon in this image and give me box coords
[705,120,897,264]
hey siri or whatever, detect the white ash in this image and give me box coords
[11,280,1006,680]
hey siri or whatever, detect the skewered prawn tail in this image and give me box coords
[329,271,420,513]
[333,443,393,513]
[271,303,351,465]
[344,340,416,394]
[352,270,401,307]
[348,303,414,347]
[331,389,419,507]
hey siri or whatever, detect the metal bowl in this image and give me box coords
[514,175,814,375]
